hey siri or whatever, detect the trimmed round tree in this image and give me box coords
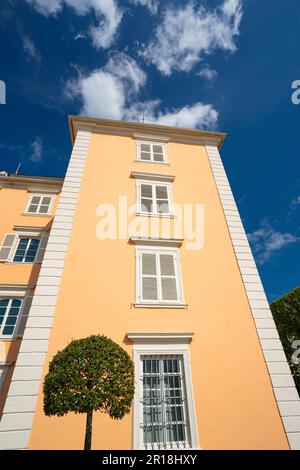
[43,335,135,450]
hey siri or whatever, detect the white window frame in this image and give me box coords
[0,297,23,338]
[136,180,173,216]
[137,141,168,164]
[11,236,41,264]
[135,246,185,306]
[24,193,54,216]
[128,333,199,450]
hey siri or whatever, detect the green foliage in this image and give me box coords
[270,287,300,392]
[43,335,135,419]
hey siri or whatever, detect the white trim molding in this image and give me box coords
[127,332,194,344]
[132,133,170,143]
[0,128,92,450]
[130,237,183,247]
[205,143,300,450]
[127,332,199,450]
[130,171,175,183]
[13,226,49,234]
[0,285,33,297]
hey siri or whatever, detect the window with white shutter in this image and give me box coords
[25,194,53,215]
[136,248,184,305]
[0,233,47,263]
[137,182,172,215]
[0,234,17,261]
[137,142,167,163]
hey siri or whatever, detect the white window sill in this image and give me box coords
[141,443,193,450]
[134,160,170,166]
[136,212,175,219]
[0,336,22,341]
[133,303,187,309]
[22,213,52,217]
[2,261,39,265]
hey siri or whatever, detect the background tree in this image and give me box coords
[43,335,135,450]
[270,286,300,393]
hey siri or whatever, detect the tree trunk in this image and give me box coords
[84,410,93,450]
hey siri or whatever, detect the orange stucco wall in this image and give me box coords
[0,186,60,412]
[28,134,289,449]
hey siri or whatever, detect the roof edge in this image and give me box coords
[68,115,226,149]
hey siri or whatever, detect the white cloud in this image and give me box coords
[22,36,41,62]
[154,103,218,129]
[129,0,159,15]
[197,67,218,81]
[66,53,219,129]
[25,0,122,49]
[30,137,43,162]
[247,220,300,264]
[142,0,242,75]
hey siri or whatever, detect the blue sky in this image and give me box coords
[0,0,299,301]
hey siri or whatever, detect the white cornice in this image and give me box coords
[132,133,170,143]
[130,171,175,182]
[127,332,194,344]
[130,236,183,247]
[0,175,63,192]
[69,115,226,149]
[13,226,49,236]
[0,284,34,297]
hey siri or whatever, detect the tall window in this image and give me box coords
[0,298,22,336]
[25,194,53,215]
[137,142,166,163]
[13,238,40,263]
[141,355,190,449]
[136,248,184,305]
[137,182,172,215]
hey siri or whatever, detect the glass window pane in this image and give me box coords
[153,153,164,162]
[153,145,163,153]
[7,307,20,317]
[141,184,152,198]
[31,196,41,204]
[140,152,151,160]
[141,198,152,213]
[156,201,169,213]
[42,197,51,205]
[3,325,14,335]
[155,186,168,200]
[141,144,151,152]
[0,299,9,307]
[5,316,18,326]
[28,204,38,213]
[11,299,21,307]
[30,239,40,247]
[39,205,49,214]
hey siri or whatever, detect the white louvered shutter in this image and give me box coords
[15,296,33,337]
[35,236,48,263]
[159,254,178,301]
[0,234,17,261]
[142,253,158,301]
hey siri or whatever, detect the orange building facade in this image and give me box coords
[0,117,299,450]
